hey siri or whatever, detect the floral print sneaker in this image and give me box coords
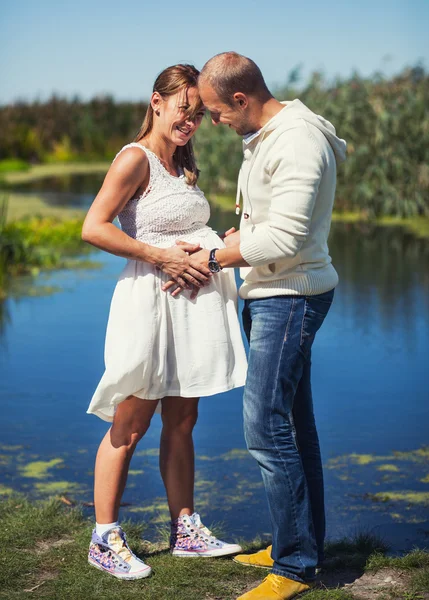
[170,513,242,557]
[88,527,152,579]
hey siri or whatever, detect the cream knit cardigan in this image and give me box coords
[238,100,347,299]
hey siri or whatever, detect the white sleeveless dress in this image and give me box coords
[87,143,247,422]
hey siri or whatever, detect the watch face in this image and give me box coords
[208,260,221,273]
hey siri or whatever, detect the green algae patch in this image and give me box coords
[194,479,217,490]
[10,283,63,298]
[377,464,400,472]
[34,481,81,494]
[219,449,250,461]
[135,448,159,457]
[196,449,250,462]
[370,491,429,505]
[327,448,429,469]
[392,448,429,462]
[0,444,24,451]
[0,454,10,466]
[0,484,14,496]
[20,458,64,479]
[129,500,169,514]
[150,513,171,524]
[421,474,429,483]
[415,447,429,459]
[350,454,378,465]
[128,470,144,476]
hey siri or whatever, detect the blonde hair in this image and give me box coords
[135,64,202,186]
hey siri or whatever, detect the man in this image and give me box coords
[166,51,346,600]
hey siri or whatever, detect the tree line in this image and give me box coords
[1,66,428,218]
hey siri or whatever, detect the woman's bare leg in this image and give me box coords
[94,396,158,524]
[159,397,199,520]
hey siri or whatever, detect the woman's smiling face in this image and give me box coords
[152,86,205,146]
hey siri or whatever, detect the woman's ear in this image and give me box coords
[151,91,163,116]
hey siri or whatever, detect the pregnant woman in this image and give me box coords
[82,64,247,580]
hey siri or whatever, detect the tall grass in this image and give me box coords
[1,66,428,218]
[0,196,86,297]
[0,197,8,296]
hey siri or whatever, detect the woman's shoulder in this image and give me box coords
[113,143,149,164]
[110,143,149,175]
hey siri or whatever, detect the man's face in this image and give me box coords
[198,83,254,136]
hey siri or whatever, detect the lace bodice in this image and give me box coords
[116,143,211,246]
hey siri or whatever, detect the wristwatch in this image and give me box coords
[208,248,222,273]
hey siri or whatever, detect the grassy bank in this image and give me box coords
[5,192,86,222]
[1,162,429,240]
[0,161,110,186]
[1,179,428,299]
[0,197,89,298]
[210,194,429,239]
[6,187,429,241]
[1,496,428,600]
[331,211,429,239]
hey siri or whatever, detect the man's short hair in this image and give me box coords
[200,52,271,105]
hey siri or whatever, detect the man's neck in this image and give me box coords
[255,97,285,131]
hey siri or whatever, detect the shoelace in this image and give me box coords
[263,574,284,593]
[196,529,221,545]
[198,523,213,537]
[192,514,214,537]
[108,530,133,563]
[183,521,221,547]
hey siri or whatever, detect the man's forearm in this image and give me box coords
[216,246,249,268]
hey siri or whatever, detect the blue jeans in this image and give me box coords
[242,290,334,583]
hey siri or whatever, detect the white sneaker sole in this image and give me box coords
[172,545,242,558]
[88,558,152,579]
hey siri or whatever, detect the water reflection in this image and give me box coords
[1,208,429,347]
[329,223,429,340]
[0,299,10,339]
[12,173,105,196]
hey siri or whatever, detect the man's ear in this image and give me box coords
[233,93,248,109]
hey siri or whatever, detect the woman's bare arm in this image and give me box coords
[82,147,210,285]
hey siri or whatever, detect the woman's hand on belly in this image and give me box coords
[162,244,212,299]
[159,243,212,295]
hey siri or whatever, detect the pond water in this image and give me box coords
[1,181,429,552]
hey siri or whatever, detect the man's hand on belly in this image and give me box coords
[221,228,240,247]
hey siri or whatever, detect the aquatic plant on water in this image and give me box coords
[0,196,86,296]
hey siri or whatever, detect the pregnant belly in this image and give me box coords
[147,226,225,249]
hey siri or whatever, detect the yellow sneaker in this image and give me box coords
[237,574,310,600]
[233,545,274,569]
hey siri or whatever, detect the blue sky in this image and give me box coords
[1,0,428,104]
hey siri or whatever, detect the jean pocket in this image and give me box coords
[305,289,335,306]
[300,293,333,352]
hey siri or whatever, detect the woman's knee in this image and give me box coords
[161,405,198,436]
[110,400,154,448]
[110,417,151,448]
